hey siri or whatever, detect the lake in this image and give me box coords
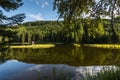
[0,45,120,80]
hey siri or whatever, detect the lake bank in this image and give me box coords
[84,44,120,49]
[10,43,120,49]
[10,44,55,49]
[10,43,81,49]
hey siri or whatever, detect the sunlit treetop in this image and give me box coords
[53,0,95,21]
[53,0,120,22]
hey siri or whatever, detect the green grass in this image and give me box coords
[83,67,120,80]
[9,43,120,49]
[10,43,81,49]
[84,44,120,49]
[73,44,81,47]
[10,44,55,48]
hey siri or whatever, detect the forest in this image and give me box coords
[0,0,120,46]
[0,17,120,45]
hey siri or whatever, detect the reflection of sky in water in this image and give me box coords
[0,60,117,80]
[0,60,35,80]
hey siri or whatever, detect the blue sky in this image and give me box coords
[3,0,59,22]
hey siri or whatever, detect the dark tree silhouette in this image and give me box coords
[0,0,25,52]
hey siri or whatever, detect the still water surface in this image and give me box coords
[0,45,120,80]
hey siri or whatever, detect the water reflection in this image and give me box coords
[0,46,120,80]
[0,60,119,80]
[1,46,120,66]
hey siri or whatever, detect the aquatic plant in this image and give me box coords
[83,67,120,80]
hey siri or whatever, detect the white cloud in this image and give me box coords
[30,0,49,8]
[41,1,49,8]
[27,13,44,20]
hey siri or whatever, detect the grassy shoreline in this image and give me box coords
[10,43,120,49]
[84,44,120,49]
[10,44,55,49]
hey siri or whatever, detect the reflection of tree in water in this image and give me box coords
[111,50,120,66]
[77,47,84,64]
[0,50,11,63]
[71,47,84,64]
[2,46,120,66]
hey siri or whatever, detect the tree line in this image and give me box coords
[0,18,120,45]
